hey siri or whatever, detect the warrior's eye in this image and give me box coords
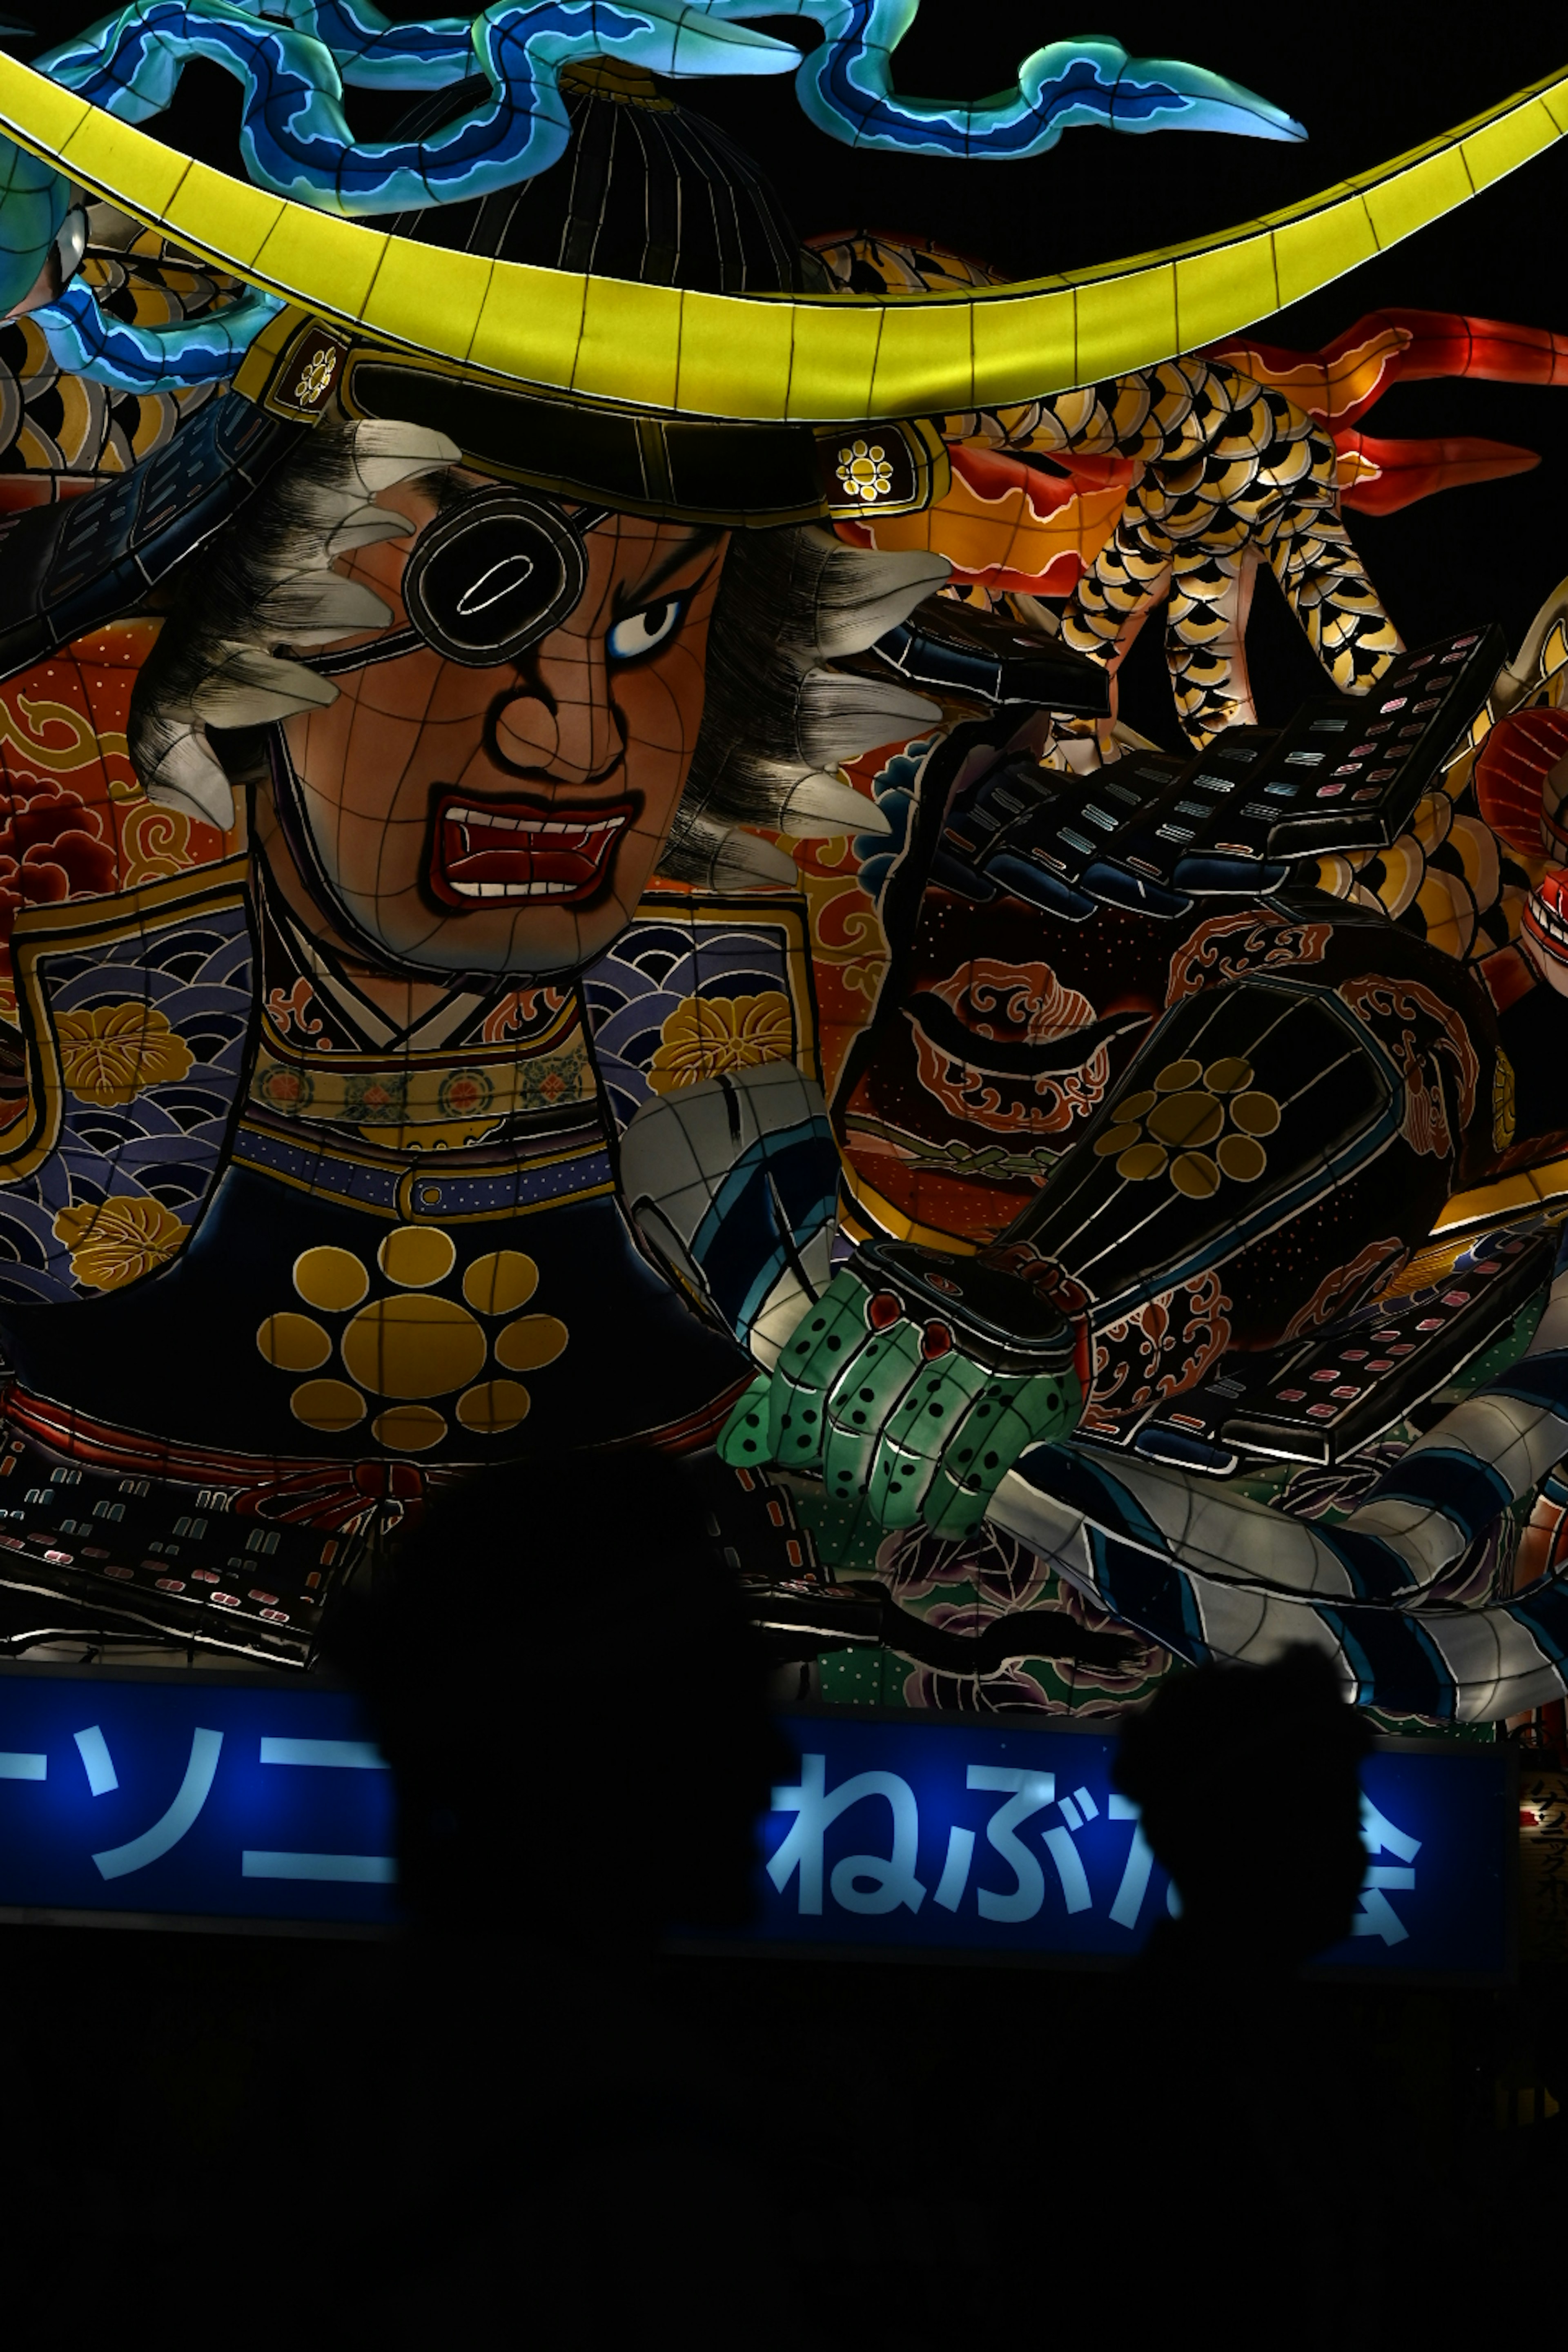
[606,595,687,664]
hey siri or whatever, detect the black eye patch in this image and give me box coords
[399,488,601,666]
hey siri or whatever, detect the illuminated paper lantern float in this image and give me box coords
[0,12,1557,1723]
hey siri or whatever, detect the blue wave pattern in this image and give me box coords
[0,896,252,1306]
[584,907,810,1133]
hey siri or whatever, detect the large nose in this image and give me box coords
[491,628,621,786]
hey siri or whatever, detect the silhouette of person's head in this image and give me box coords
[329,1448,784,1947]
[1114,1647,1372,1967]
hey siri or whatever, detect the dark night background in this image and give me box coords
[3,7,1568,2337]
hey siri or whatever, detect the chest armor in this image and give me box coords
[0,860,817,1470]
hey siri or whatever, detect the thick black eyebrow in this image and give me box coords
[613,526,724,619]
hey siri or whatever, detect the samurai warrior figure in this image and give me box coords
[0,4,1563,1725]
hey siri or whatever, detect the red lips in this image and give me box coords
[428,791,635,908]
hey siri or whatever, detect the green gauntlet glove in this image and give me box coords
[719,1240,1082,1536]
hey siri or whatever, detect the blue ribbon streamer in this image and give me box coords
[35,274,285,392]
[39,0,1303,220]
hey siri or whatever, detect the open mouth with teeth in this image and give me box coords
[428,791,636,906]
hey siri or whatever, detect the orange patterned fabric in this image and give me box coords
[838,443,1135,595]
[0,619,237,1022]
[794,823,888,1102]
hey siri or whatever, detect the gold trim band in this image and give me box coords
[1434,1155,1568,1237]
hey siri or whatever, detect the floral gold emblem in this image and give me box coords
[293,345,339,405]
[54,1194,188,1289]
[1094,1056,1281,1198]
[56,1002,194,1106]
[835,439,893,503]
[264,1231,568,1449]
[649,991,793,1091]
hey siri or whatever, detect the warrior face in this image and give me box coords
[262,471,728,977]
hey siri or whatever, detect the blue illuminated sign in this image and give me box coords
[0,1667,399,1927]
[0,1672,1515,1973]
[735,1713,1513,1980]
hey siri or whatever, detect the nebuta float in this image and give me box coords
[0,9,1562,1721]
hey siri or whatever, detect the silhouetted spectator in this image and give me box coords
[323,1448,807,2345]
[1093,1649,1380,2343]
[330,1446,787,1943]
[1115,1643,1372,1973]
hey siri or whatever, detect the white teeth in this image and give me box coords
[447,879,581,900]
[442,805,625,839]
[191,652,339,727]
[256,576,394,641]
[777,771,893,839]
[438,803,629,898]
[140,724,235,827]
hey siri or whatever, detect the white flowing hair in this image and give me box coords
[129,415,948,875]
